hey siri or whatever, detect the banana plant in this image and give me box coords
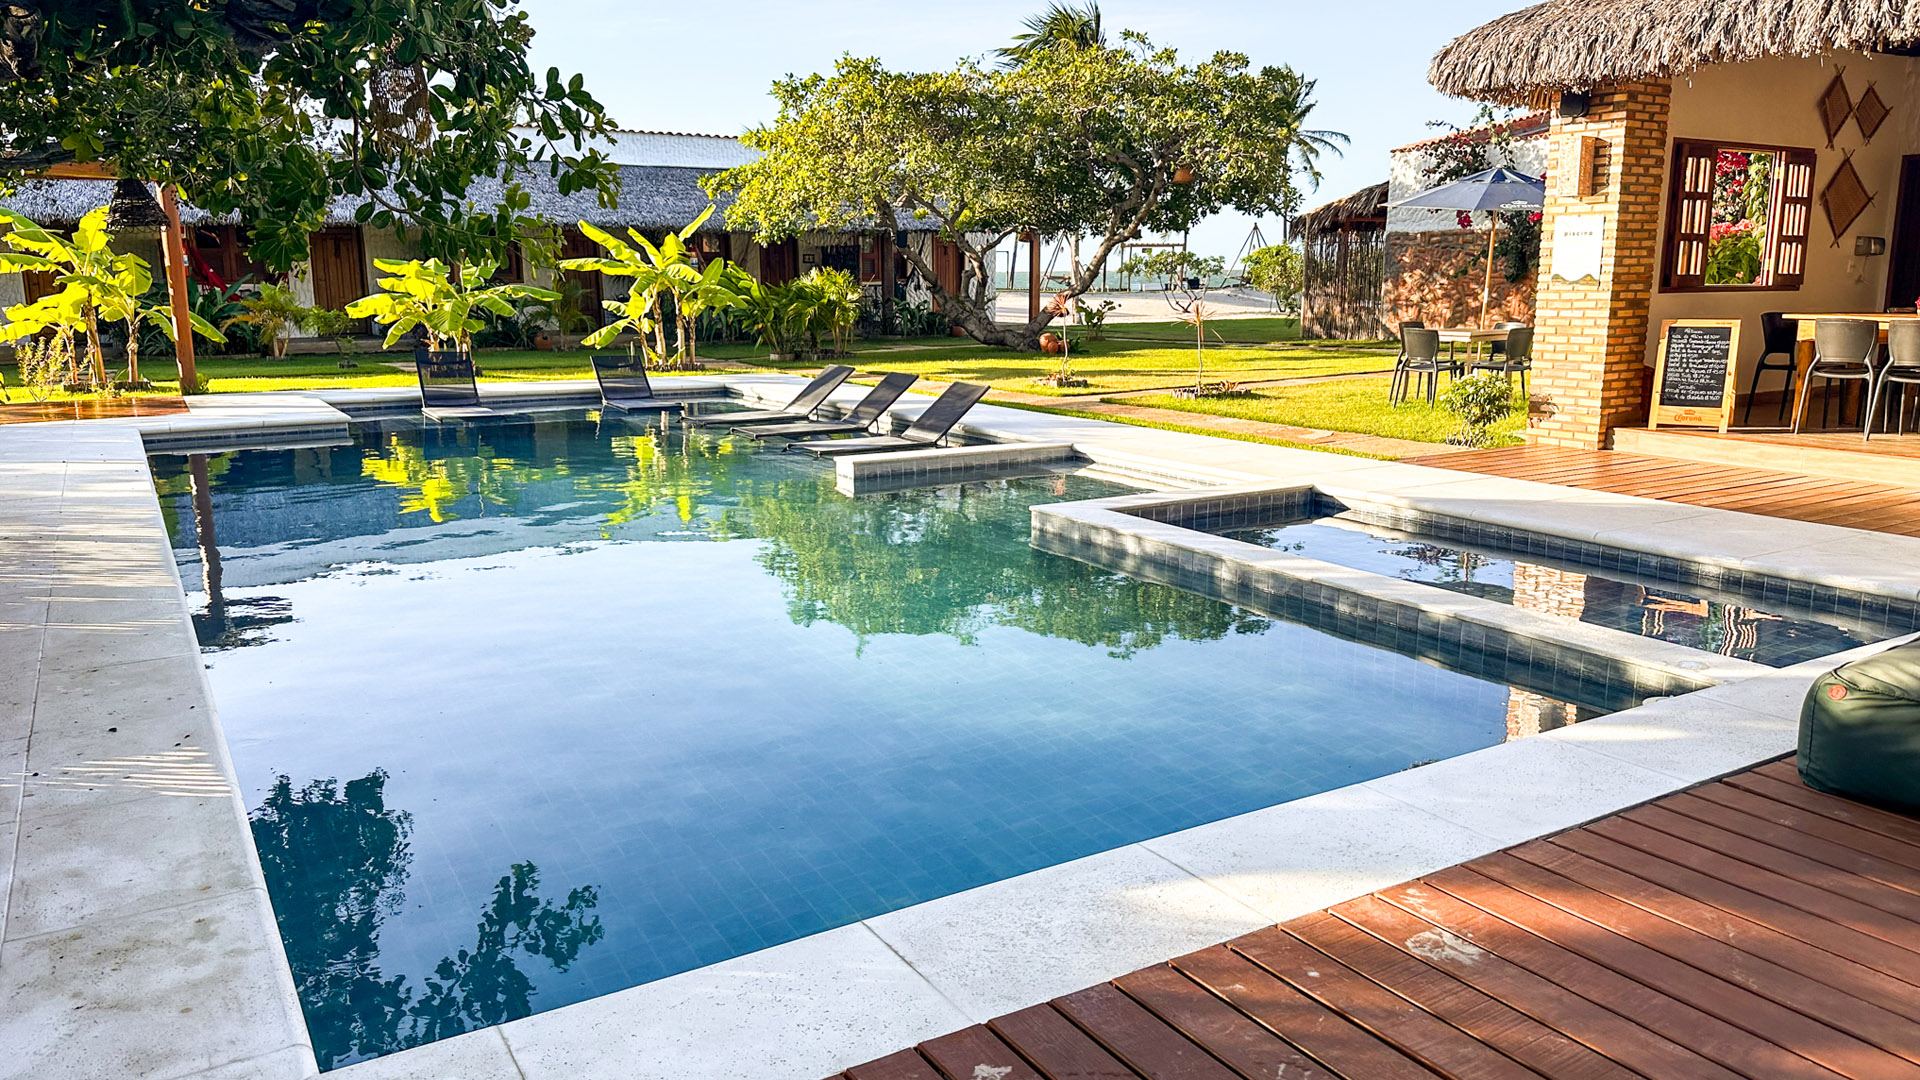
[347,258,557,355]
[561,204,743,368]
[0,207,223,387]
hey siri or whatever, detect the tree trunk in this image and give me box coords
[84,305,106,386]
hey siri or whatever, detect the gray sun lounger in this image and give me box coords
[791,381,990,457]
[735,373,918,439]
[416,351,495,421]
[685,365,854,427]
[591,355,681,412]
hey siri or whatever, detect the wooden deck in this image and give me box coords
[834,759,1920,1080]
[1409,445,1920,537]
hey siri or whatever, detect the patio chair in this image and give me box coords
[1742,312,1801,425]
[1793,319,1880,434]
[735,373,918,439]
[1865,320,1920,441]
[1389,320,1424,404]
[590,355,679,412]
[1391,327,1454,406]
[789,381,990,457]
[415,351,493,421]
[685,365,854,427]
[1469,326,1533,396]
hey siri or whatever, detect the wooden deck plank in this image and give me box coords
[1332,894,1746,1080]
[1425,867,1857,1080]
[1285,909,1640,1080]
[987,1004,1140,1080]
[836,761,1920,1080]
[919,1028,1047,1080]
[1054,984,1242,1080]
[1113,964,1342,1080]
[1511,839,1920,1024]
[1230,924,1547,1080]
[1467,851,1920,1074]
[1173,945,1446,1080]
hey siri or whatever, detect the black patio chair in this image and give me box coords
[1793,319,1880,434]
[1865,320,1920,441]
[1391,327,1454,406]
[1469,326,1533,396]
[1389,320,1424,404]
[685,365,854,427]
[790,381,991,457]
[736,373,918,439]
[415,351,493,421]
[1743,312,1801,425]
[590,355,681,412]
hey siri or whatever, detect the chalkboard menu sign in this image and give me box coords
[1651,319,1742,431]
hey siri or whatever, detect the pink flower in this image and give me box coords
[1526,211,1542,224]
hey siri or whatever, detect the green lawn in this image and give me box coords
[1101,315,1301,344]
[820,340,1394,397]
[989,399,1384,457]
[1123,375,1528,446]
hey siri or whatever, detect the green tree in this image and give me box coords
[346,258,556,355]
[998,2,1104,65]
[712,32,1342,351]
[2,1,618,268]
[222,283,309,358]
[1242,244,1302,311]
[1119,250,1226,288]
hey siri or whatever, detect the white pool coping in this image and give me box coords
[3,374,1918,1080]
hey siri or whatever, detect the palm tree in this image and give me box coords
[997,2,1103,66]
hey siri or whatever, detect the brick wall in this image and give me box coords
[1384,230,1537,329]
[1505,560,1589,738]
[1530,81,1672,449]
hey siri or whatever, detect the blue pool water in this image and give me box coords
[153,409,1625,1068]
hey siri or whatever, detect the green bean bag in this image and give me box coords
[1799,639,1920,812]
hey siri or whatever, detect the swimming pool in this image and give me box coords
[154,410,1629,1068]
[1220,506,1911,667]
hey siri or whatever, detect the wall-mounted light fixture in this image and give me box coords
[1855,235,1888,256]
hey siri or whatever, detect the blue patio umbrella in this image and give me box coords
[1393,167,1546,327]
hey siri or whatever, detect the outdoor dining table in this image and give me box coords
[1781,312,1920,429]
[1435,326,1513,368]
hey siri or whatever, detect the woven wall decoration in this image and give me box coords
[1855,83,1890,143]
[1819,70,1853,148]
[1821,153,1874,244]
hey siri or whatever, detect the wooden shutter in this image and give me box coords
[1663,140,1718,289]
[1767,148,1816,288]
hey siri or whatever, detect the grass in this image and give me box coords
[1121,375,1528,447]
[820,339,1395,397]
[1101,315,1301,344]
[989,399,1385,458]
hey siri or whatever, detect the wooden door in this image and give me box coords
[21,268,57,304]
[1888,156,1920,309]
[761,239,798,285]
[309,228,367,313]
[559,228,605,324]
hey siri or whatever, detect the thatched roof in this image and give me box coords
[1430,0,1920,103]
[1291,182,1389,238]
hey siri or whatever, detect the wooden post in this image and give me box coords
[1480,210,1499,329]
[1028,232,1041,322]
[879,230,896,333]
[158,185,197,393]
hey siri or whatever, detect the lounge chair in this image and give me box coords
[590,355,679,412]
[735,373,918,439]
[416,351,494,421]
[685,365,854,427]
[790,381,990,457]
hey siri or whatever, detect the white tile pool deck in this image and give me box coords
[2,374,1917,1080]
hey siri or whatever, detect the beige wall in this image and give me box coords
[1648,53,1920,393]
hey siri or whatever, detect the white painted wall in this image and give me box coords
[1648,52,1920,390]
[1388,132,1549,235]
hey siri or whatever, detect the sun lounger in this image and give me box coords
[736,373,918,439]
[791,382,990,457]
[416,351,494,421]
[685,365,854,427]
[590,355,680,412]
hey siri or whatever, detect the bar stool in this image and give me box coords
[1742,311,1799,425]
[1793,319,1879,433]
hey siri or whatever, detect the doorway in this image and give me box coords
[309,228,367,318]
[1887,155,1920,309]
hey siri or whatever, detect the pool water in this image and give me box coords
[1224,512,1901,667]
[153,410,1623,1068]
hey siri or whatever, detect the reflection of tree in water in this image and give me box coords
[249,772,603,1069]
[744,478,1269,656]
[1392,542,1492,584]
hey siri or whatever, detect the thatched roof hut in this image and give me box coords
[1430,0,1920,103]
[1291,182,1389,239]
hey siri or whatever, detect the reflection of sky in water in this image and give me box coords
[1227,515,1903,668]
[154,414,1616,1068]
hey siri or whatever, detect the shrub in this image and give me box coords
[1441,372,1517,447]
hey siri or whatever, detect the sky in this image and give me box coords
[522,0,1523,267]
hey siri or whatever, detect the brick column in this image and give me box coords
[1529,80,1671,449]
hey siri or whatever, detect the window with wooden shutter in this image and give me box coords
[1660,139,1816,291]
